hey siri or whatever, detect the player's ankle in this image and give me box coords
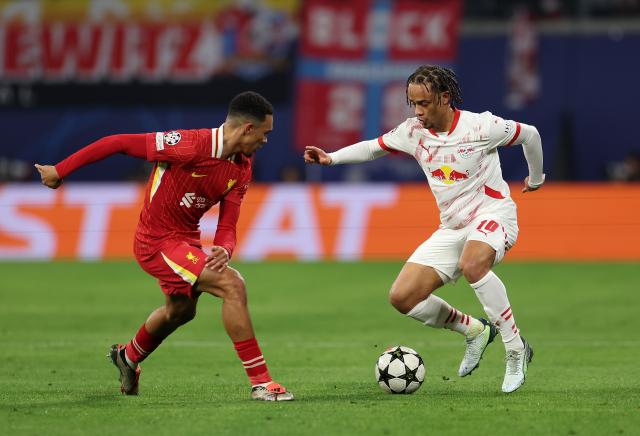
[504,335,525,352]
[465,318,484,338]
[124,350,138,370]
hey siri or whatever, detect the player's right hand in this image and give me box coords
[34,164,63,189]
[304,146,332,165]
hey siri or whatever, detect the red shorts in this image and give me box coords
[134,238,207,299]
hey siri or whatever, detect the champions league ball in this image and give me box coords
[375,346,425,394]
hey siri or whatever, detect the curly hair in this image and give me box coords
[406,65,463,108]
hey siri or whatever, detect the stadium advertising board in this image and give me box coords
[0,0,299,105]
[294,0,461,151]
[1,183,638,261]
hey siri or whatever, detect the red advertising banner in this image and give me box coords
[295,81,365,149]
[300,0,371,59]
[294,0,461,151]
[300,0,460,60]
[0,0,299,83]
[388,1,462,60]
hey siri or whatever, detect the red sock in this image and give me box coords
[233,337,272,385]
[125,323,164,364]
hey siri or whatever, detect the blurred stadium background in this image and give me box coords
[2,1,640,435]
[1,0,639,261]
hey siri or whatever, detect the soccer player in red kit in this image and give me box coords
[35,91,294,401]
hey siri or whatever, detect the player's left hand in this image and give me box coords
[522,176,543,193]
[34,164,63,189]
[205,246,229,272]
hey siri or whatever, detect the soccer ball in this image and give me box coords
[375,346,425,394]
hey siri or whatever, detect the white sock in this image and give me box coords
[406,295,484,337]
[124,350,138,369]
[470,271,524,351]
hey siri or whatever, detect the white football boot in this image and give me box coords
[502,337,534,393]
[251,381,294,401]
[458,318,498,377]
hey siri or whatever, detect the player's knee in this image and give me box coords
[166,301,197,325]
[459,258,491,284]
[388,285,413,314]
[222,269,247,305]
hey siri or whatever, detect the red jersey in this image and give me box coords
[54,126,251,259]
[137,126,252,252]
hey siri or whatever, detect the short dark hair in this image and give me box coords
[228,91,273,122]
[406,65,463,108]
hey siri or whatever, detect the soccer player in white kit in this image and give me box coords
[304,65,545,393]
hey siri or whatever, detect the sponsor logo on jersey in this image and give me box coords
[222,179,237,195]
[163,131,181,146]
[429,165,469,184]
[179,192,196,207]
[180,192,209,208]
[457,145,475,159]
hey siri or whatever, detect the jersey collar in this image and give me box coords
[428,108,461,137]
[212,124,224,158]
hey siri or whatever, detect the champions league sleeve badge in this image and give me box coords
[163,131,182,146]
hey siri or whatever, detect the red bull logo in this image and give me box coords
[430,165,469,184]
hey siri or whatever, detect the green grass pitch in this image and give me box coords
[1,261,639,435]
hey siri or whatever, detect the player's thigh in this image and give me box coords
[406,227,466,283]
[389,262,444,309]
[465,213,519,266]
[194,265,246,300]
[459,240,497,282]
[136,240,208,300]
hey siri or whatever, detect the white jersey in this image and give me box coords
[378,109,522,229]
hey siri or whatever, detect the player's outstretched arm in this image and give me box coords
[41,134,148,183]
[518,124,545,193]
[34,164,62,189]
[304,140,388,166]
[304,146,332,165]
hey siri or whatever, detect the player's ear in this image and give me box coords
[242,122,254,135]
[440,91,451,107]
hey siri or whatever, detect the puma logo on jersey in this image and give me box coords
[222,179,237,195]
[191,172,207,178]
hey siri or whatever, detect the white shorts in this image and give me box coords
[407,212,519,283]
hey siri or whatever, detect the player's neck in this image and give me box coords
[434,107,456,133]
[220,123,241,159]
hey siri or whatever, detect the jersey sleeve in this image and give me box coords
[145,129,211,165]
[376,119,413,154]
[212,162,252,258]
[55,134,148,178]
[487,112,522,149]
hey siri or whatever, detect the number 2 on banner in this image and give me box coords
[328,85,363,131]
[476,219,499,236]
